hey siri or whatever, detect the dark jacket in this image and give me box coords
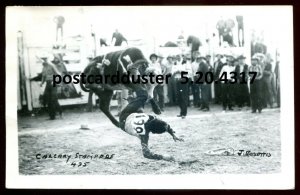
[197,61,209,83]
[235,64,249,82]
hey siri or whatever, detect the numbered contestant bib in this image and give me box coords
[124,113,150,137]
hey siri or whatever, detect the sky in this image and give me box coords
[6,6,292,62]
[7,6,288,46]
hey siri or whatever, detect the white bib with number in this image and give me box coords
[124,113,150,137]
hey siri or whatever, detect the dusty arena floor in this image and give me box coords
[18,105,281,175]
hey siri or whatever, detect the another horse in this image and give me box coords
[80,47,161,127]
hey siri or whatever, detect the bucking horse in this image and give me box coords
[80,47,161,128]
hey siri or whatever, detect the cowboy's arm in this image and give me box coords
[40,72,46,87]
[167,127,184,142]
[140,134,164,160]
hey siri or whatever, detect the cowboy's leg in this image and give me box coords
[146,84,161,115]
[119,89,148,129]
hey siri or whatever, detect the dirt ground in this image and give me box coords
[18,105,281,175]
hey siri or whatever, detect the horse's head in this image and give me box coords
[138,61,149,75]
[80,56,104,92]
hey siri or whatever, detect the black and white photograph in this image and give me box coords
[5,6,294,189]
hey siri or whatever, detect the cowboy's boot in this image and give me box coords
[148,98,161,115]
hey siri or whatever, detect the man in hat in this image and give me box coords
[234,55,250,108]
[249,56,263,113]
[111,29,128,46]
[198,55,210,111]
[253,53,269,108]
[183,53,193,107]
[39,54,63,120]
[191,52,201,107]
[149,53,165,111]
[187,35,201,60]
[172,53,192,118]
[165,55,176,106]
[149,54,161,72]
[205,54,212,66]
[213,53,224,104]
[205,54,213,101]
[218,54,236,111]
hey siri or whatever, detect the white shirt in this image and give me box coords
[184,61,193,78]
[164,61,173,75]
[149,61,162,74]
[219,65,236,83]
[124,113,150,138]
[191,61,199,76]
[171,62,192,79]
[239,64,244,73]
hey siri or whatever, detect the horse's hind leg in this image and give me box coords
[98,90,119,127]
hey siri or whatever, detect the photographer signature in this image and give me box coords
[205,148,271,157]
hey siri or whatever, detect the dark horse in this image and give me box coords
[80,47,161,128]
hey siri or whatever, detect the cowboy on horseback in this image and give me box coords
[80,47,162,127]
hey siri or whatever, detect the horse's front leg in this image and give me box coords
[97,89,120,127]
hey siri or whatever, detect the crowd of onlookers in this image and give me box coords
[139,50,280,118]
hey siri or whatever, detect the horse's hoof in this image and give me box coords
[153,109,162,115]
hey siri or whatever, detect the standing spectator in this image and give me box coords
[52,53,79,98]
[198,56,210,111]
[39,54,63,120]
[249,56,263,113]
[205,54,213,101]
[274,61,280,107]
[149,54,165,111]
[187,35,201,61]
[223,19,235,46]
[182,54,193,107]
[214,53,224,104]
[111,29,128,46]
[191,51,200,107]
[236,15,244,47]
[165,55,176,106]
[219,55,236,111]
[52,53,67,74]
[262,54,275,108]
[53,16,65,42]
[251,37,267,56]
[216,18,226,46]
[234,55,250,109]
[172,54,191,118]
[255,53,267,107]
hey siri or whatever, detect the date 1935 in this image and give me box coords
[70,161,90,167]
